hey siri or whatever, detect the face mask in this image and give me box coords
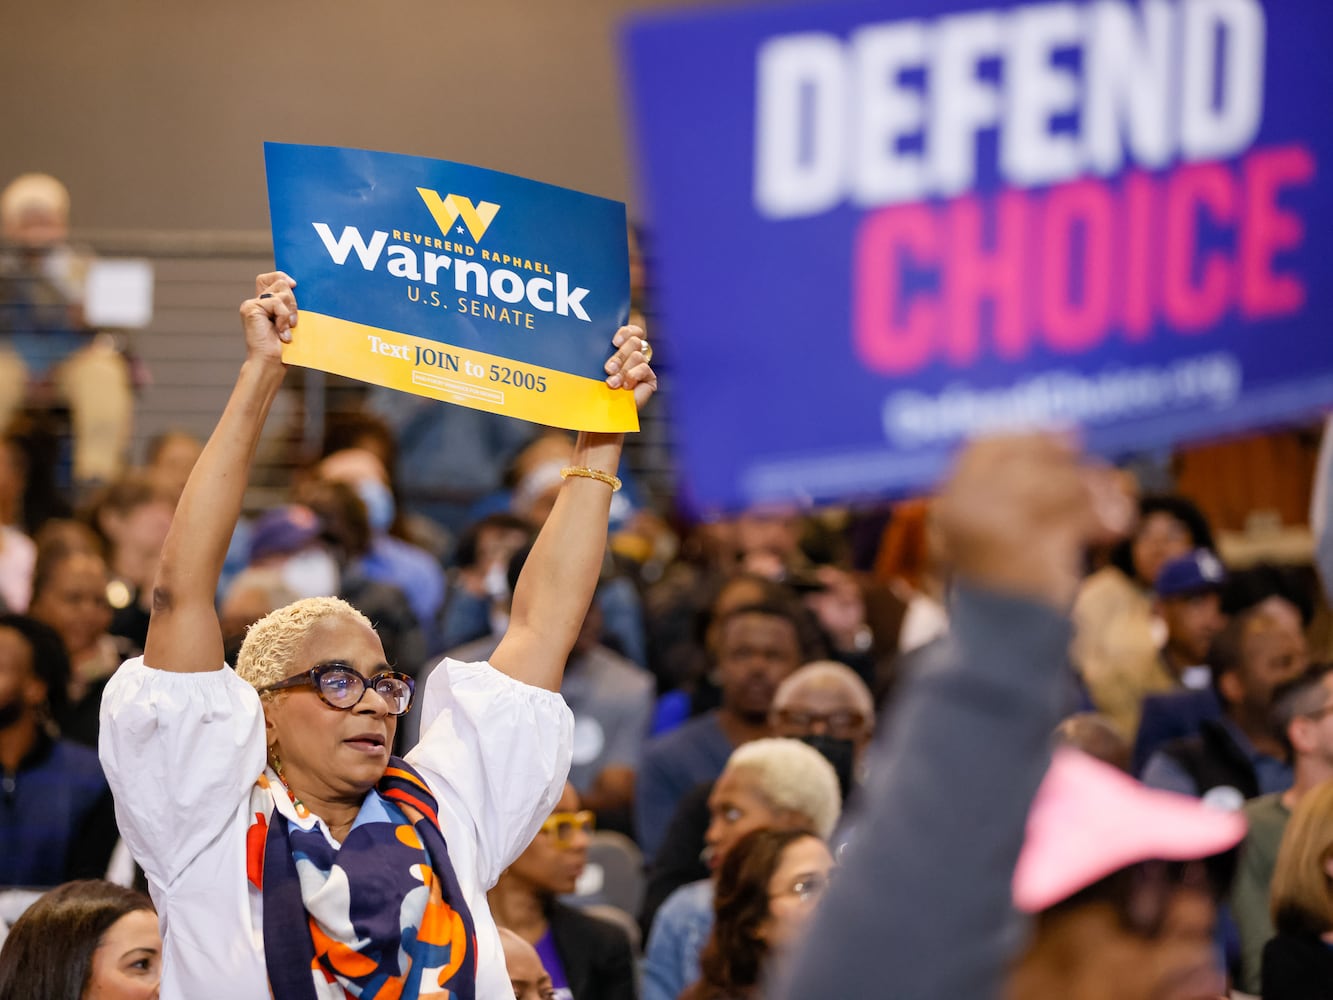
[799,733,857,803]
[354,479,396,535]
[482,562,510,600]
[280,548,341,600]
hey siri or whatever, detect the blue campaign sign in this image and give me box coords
[265,143,635,430]
[622,0,1333,513]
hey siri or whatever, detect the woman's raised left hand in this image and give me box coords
[604,324,658,411]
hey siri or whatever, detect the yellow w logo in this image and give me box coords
[417,189,501,242]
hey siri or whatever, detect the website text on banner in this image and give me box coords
[265,143,637,432]
[623,0,1329,513]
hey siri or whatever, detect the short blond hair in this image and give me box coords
[235,596,371,689]
[1271,778,1333,936]
[725,737,841,840]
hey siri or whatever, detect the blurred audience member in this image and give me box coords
[318,409,454,560]
[438,512,532,652]
[84,474,175,651]
[1073,494,1215,738]
[0,174,132,490]
[648,572,791,719]
[0,879,158,998]
[489,783,638,1000]
[1262,779,1333,998]
[1153,549,1228,687]
[423,581,653,834]
[29,535,133,747]
[0,615,117,888]
[487,433,646,668]
[500,926,558,1000]
[141,429,202,504]
[217,566,298,664]
[679,827,833,1000]
[873,497,947,654]
[640,661,873,932]
[642,738,839,1000]
[769,660,875,804]
[1132,589,1305,775]
[799,565,880,689]
[365,372,539,536]
[316,447,445,648]
[0,438,32,613]
[248,495,425,677]
[732,506,806,583]
[1231,662,1333,993]
[636,600,807,861]
[1142,601,1306,806]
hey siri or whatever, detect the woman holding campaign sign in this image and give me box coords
[97,272,656,999]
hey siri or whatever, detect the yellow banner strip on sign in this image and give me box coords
[282,311,640,432]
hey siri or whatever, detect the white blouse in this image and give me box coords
[99,656,573,1000]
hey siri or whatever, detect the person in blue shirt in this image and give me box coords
[1142,599,1307,806]
[0,613,117,888]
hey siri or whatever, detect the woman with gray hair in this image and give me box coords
[641,737,840,1000]
[98,272,656,999]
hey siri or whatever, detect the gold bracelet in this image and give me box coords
[560,466,622,491]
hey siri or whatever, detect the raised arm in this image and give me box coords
[142,273,296,672]
[489,327,656,691]
[774,436,1131,1000]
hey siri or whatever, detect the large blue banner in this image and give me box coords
[623,0,1332,513]
[266,143,635,430]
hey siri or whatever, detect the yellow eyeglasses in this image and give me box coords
[540,810,595,846]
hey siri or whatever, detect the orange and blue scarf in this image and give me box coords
[250,758,477,999]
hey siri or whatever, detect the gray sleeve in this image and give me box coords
[772,584,1071,1000]
[1230,825,1277,993]
[601,677,655,770]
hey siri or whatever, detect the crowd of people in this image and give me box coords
[0,168,1331,1000]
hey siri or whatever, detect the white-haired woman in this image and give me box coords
[98,273,656,999]
[641,738,840,1000]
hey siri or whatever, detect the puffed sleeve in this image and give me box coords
[98,658,266,886]
[406,658,574,887]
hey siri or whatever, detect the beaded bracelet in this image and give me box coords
[560,466,622,491]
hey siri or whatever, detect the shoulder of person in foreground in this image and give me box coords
[773,434,1129,1000]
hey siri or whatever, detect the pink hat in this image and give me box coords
[1012,748,1247,913]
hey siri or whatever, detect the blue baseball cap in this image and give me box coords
[249,505,323,563]
[1154,549,1227,598]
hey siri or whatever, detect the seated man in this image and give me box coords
[1230,662,1333,993]
[1130,549,1230,771]
[1153,549,1228,686]
[641,738,841,1000]
[639,660,875,932]
[635,599,809,861]
[1135,594,1306,774]
[0,614,117,887]
[1141,601,1306,807]
[0,174,132,489]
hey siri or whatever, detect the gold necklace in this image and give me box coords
[269,753,306,813]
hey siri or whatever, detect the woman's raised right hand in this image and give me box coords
[239,271,299,367]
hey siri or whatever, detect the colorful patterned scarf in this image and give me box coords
[247,757,477,999]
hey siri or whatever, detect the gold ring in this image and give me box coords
[639,338,653,364]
